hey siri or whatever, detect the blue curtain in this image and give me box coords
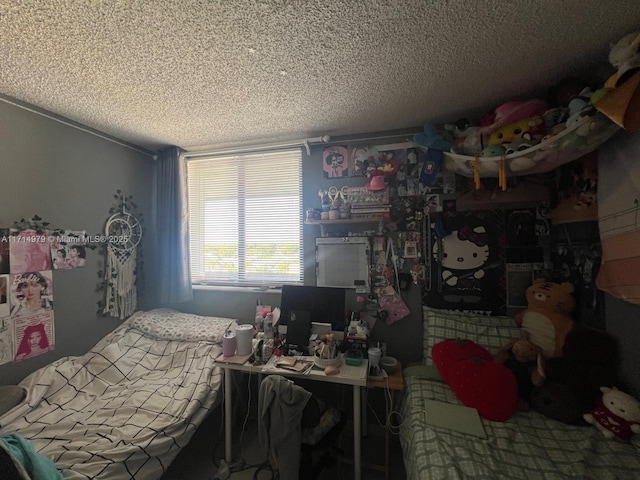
[155,146,193,304]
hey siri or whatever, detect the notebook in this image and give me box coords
[423,399,487,439]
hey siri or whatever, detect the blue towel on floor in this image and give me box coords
[0,433,63,480]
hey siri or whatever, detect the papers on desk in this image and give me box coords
[262,355,314,374]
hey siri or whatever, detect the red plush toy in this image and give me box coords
[432,339,518,422]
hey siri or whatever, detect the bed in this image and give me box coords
[400,306,640,480]
[0,308,234,480]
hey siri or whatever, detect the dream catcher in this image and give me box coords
[103,207,142,319]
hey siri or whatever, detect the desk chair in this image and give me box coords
[258,375,345,480]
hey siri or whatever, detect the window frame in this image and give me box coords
[186,147,304,287]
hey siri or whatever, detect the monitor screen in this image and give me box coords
[279,285,347,332]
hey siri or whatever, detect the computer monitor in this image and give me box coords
[279,285,347,332]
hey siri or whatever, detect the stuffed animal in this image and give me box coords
[583,387,640,442]
[413,123,453,151]
[606,31,640,88]
[596,31,640,132]
[487,117,532,146]
[515,278,575,359]
[494,338,545,409]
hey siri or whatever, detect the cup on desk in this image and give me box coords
[236,324,254,356]
[222,331,237,357]
[368,347,382,376]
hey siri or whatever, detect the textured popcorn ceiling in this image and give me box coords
[1,1,639,153]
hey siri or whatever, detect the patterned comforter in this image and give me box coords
[0,309,234,479]
[400,307,640,480]
[400,373,640,480]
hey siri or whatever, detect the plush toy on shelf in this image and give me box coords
[596,31,640,131]
[515,278,575,359]
[583,386,640,442]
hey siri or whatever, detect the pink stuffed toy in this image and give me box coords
[583,386,640,442]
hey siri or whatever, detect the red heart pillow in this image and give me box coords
[432,339,518,421]
[432,339,493,383]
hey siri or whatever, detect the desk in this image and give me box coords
[365,361,404,480]
[216,356,368,480]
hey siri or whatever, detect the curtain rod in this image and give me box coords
[184,135,331,159]
[0,95,156,158]
[184,128,423,160]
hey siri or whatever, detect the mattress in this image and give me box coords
[0,308,234,479]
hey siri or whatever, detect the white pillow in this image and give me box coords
[128,308,236,343]
[423,306,522,365]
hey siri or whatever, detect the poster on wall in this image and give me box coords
[0,228,10,274]
[550,221,604,330]
[10,270,53,318]
[424,209,506,315]
[50,230,87,269]
[322,145,349,178]
[13,312,55,362]
[550,151,598,225]
[348,142,370,177]
[0,317,12,366]
[0,274,9,318]
[9,229,53,272]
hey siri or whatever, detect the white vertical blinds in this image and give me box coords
[187,148,303,286]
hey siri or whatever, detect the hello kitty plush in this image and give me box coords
[583,386,640,442]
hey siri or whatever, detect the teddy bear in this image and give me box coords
[515,278,575,359]
[583,386,640,442]
[494,337,545,409]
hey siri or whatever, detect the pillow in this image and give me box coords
[128,308,236,343]
[423,306,522,365]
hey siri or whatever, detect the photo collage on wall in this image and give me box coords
[0,227,88,365]
[325,142,457,212]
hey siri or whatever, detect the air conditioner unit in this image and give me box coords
[316,237,370,293]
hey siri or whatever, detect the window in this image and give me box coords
[187,148,303,286]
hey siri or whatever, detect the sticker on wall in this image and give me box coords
[322,145,349,178]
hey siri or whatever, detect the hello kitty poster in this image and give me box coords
[425,209,506,314]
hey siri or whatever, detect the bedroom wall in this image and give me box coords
[0,98,156,386]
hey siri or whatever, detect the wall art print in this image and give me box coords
[322,145,349,178]
[424,208,506,315]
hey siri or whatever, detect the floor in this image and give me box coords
[163,377,407,480]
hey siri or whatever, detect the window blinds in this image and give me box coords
[187,148,303,286]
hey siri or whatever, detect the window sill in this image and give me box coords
[192,284,283,294]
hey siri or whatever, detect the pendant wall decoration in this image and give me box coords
[103,207,143,319]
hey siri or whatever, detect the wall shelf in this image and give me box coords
[305,218,385,237]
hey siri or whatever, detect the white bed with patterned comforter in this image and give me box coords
[400,307,640,480]
[0,308,234,479]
